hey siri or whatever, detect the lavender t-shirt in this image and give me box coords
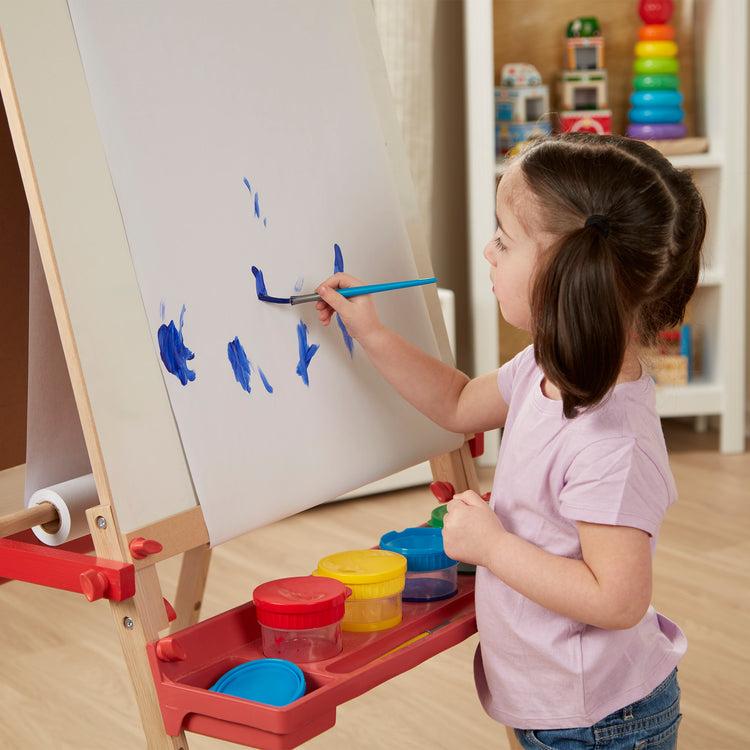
[474,345,686,730]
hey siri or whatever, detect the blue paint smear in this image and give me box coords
[333,243,344,274]
[227,337,252,393]
[254,192,260,219]
[263,217,267,228]
[337,310,355,357]
[251,265,268,297]
[332,243,354,356]
[295,320,319,386]
[251,265,289,303]
[158,305,196,386]
[258,367,274,393]
[243,177,252,195]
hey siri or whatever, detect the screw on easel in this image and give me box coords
[123,616,134,630]
[96,516,107,529]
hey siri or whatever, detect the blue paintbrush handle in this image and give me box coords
[289,277,437,305]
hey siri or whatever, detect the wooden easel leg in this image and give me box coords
[170,545,212,633]
[429,439,480,493]
[89,505,190,750]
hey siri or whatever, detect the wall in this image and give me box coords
[0,90,29,470]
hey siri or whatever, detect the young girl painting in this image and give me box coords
[314,133,706,749]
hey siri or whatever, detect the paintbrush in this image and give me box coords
[257,276,437,306]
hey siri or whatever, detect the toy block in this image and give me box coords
[495,84,550,124]
[559,109,612,135]
[496,119,553,156]
[557,70,608,111]
[566,36,605,71]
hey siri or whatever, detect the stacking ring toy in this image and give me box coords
[635,40,678,58]
[626,123,687,140]
[630,90,683,108]
[632,73,681,91]
[634,57,680,75]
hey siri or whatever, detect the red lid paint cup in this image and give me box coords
[253,576,348,663]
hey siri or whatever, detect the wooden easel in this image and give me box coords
[0,2,482,747]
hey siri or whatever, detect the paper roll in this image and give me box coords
[25,474,98,546]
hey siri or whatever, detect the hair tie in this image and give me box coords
[585,214,610,238]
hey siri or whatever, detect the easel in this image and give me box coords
[0,2,483,747]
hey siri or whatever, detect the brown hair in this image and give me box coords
[513,132,706,419]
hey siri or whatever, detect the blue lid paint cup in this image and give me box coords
[379,527,458,602]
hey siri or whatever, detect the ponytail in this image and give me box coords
[533,228,627,419]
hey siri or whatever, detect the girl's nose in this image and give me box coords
[483,241,495,264]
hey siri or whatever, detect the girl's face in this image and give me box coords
[483,164,543,331]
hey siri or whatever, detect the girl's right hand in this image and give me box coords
[315,273,384,343]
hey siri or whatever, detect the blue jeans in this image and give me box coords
[514,669,681,750]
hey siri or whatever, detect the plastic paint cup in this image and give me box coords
[314,549,406,632]
[253,576,347,663]
[379,527,458,603]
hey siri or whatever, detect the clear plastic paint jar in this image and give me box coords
[253,576,347,662]
[379,527,458,602]
[314,549,406,632]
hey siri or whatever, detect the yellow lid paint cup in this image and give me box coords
[314,549,406,632]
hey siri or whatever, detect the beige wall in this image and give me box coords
[0,89,29,470]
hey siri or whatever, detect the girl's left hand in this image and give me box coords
[442,490,505,567]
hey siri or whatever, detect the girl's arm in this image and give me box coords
[443,492,653,630]
[316,275,509,434]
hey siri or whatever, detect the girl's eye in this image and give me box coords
[494,236,506,252]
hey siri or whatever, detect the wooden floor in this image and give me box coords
[0,419,747,749]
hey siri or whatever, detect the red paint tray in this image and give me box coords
[148,576,476,749]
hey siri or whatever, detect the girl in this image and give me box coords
[315,133,705,750]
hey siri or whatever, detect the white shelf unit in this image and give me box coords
[463,0,747,455]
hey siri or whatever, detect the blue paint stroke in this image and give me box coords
[251,265,289,303]
[227,337,252,393]
[251,265,268,297]
[158,305,196,386]
[333,243,344,274]
[258,367,274,394]
[332,243,354,356]
[295,320,319,386]
[244,177,266,226]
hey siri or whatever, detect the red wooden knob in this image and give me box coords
[155,636,187,662]
[80,569,109,601]
[129,537,163,559]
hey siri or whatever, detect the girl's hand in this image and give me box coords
[442,490,505,567]
[315,273,384,343]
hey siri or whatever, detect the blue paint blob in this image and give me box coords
[227,337,252,393]
[332,243,354,356]
[254,192,260,219]
[258,367,274,394]
[295,320,319,386]
[158,306,195,386]
[243,177,252,195]
[337,315,355,357]
[252,265,268,297]
[333,243,344,274]
[263,217,267,228]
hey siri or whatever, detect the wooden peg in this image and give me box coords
[129,537,163,559]
[0,501,59,539]
[80,569,109,601]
